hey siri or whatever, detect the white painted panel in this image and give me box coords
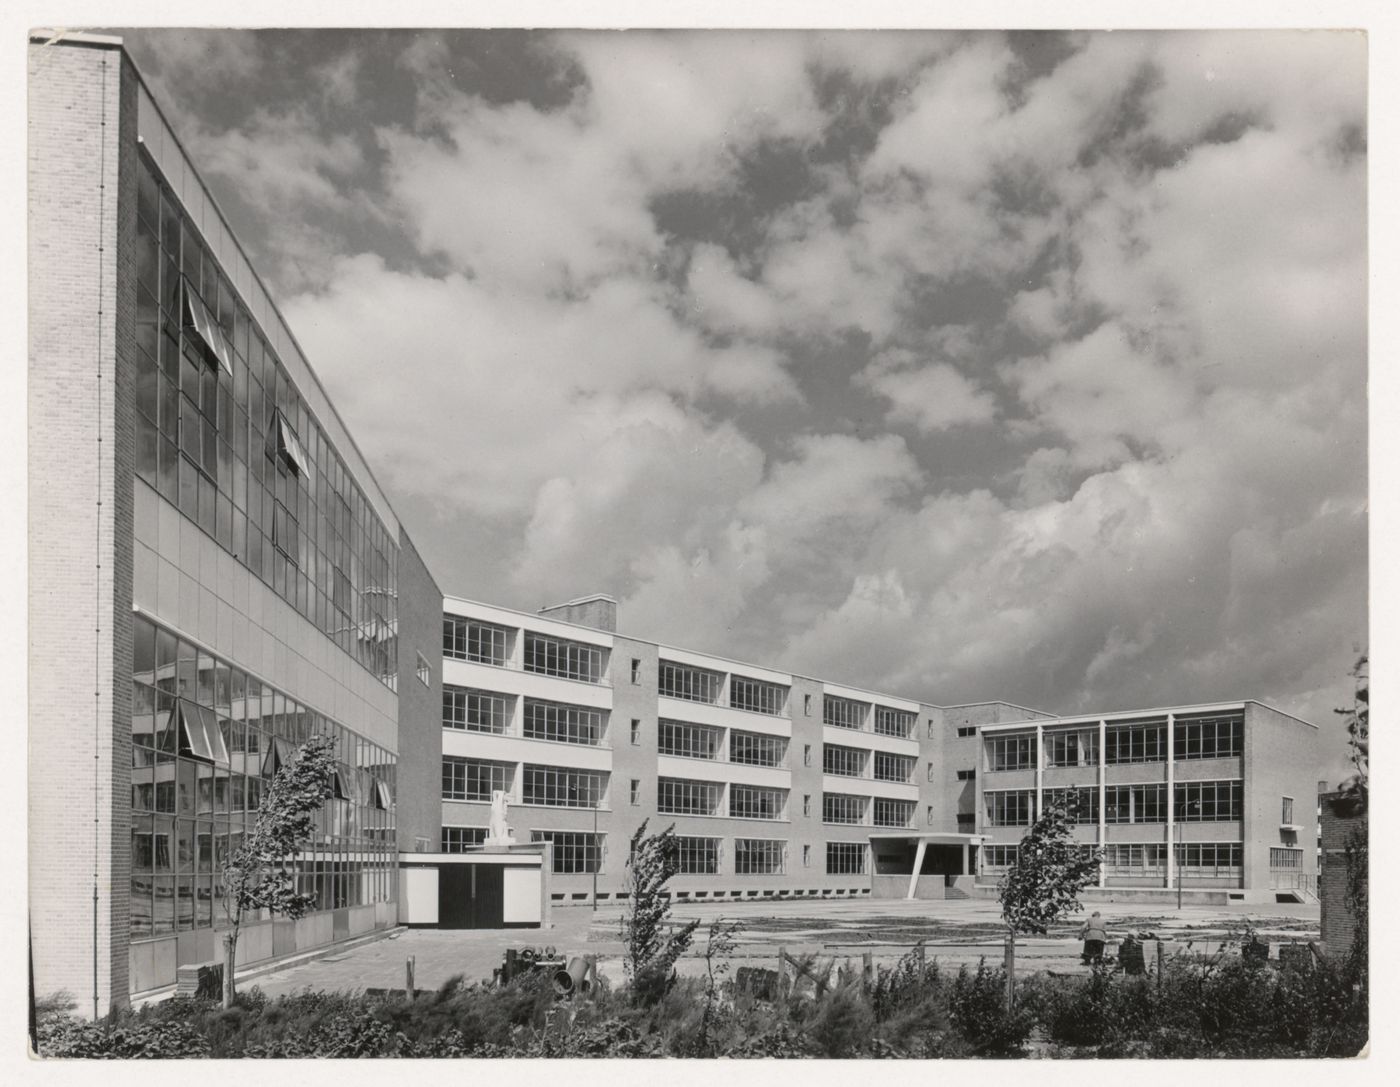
[655,755,790,789]
[657,645,791,686]
[443,597,614,647]
[822,775,920,801]
[503,868,542,924]
[400,867,439,925]
[821,681,921,715]
[442,729,614,772]
[442,659,613,708]
[821,725,920,757]
[656,697,791,736]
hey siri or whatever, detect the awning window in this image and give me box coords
[261,737,297,778]
[373,780,392,811]
[181,279,234,376]
[272,412,312,477]
[175,700,230,767]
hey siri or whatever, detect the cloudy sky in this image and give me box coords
[116,28,1367,776]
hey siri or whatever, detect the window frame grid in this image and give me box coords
[523,631,606,684]
[873,750,915,783]
[984,789,1035,827]
[823,743,867,778]
[656,777,722,816]
[657,660,723,704]
[825,841,866,875]
[823,695,868,730]
[442,757,513,802]
[734,838,785,874]
[986,733,1037,771]
[873,797,915,828]
[1104,721,1168,765]
[729,784,786,820]
[874,706,915,738]
[521,764,607,809]
[822,792,867,825]
[523,697,606,746]
[675,836,721,875]
[729,730,787,767]
[729,675,787,716]
[658,719,723,760]
[442,685,511,734]
[1173,713,1245,761]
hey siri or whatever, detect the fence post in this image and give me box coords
[406,956,415,997]
[1156,940,1164,993]
[778,945,788,998]
[1003,935,1015,1009]
[862,951,873,984]
[916,941,926,972]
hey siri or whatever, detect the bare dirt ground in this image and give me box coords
[238,896,1318,998]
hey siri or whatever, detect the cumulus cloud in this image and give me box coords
[126,28,1366,770]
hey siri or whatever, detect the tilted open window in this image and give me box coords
[175,699,229,767]
[181,279,234,375]
[261,736,297,778]
[373,780,392,810]
[270,411,312,477]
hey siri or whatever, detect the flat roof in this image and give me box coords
[979,699,1318,731]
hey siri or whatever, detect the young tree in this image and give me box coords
[620,820,699,1005]
[1333,654,1368,983]
[998,800,1100,1007]
[219,733,337,1007]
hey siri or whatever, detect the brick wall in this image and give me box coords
[28,38,134,1016]
[394,529,443,854]
[1319,791,1366,957]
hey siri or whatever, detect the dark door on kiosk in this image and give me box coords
[439,864,504,928]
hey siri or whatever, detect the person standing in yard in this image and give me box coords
[1080,911,1108,964]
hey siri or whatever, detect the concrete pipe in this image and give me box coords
[554,956,593,996]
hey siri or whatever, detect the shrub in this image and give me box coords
[806,977,876,1058]
[947,961,1033,1057]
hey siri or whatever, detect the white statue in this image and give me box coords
[486,789,516,845]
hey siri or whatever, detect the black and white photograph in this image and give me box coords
[19,1,1381,1064]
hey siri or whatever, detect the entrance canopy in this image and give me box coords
[868,832,986,899]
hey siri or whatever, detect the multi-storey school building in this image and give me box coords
[433,598,1320,909]
[29,33,443,1014]
[974,707,1320,902]
[28,33,1320,1015]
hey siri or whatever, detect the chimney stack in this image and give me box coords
[538,593,617,633]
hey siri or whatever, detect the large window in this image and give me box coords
[523,632,605,683]
[735,838,784,874]
[523,698,606,746]
[442,826,486,852]
[823,744,867,778]
[443,617,510,666]
[985,790,1035,826]
[729,785,786,820]
[1174,713,1244,760]
[874,751,915,783]
[826,842,866,875]
[443,757,512,801]
[128,613,399,937]
[874,706,915,738]
[1105,720,1168,764]
[657,777,721,816]
[521,765,607,808]
[1043,786,1098,822]
[657,661,723,704]
[1103,843,1167,875]
[730,676,787,716]
[983,845,1019,870]
[658,719,723,760]
[1270,847,1304,869]
[1174,842,1242,873]
[676,836,720,875]
[1105,784,1167,824]
[822,792,866,825]
[987,734,1036,771]
[531,830,603,874]
[730,730,786,767]
[1045,729,1098,767]
[873,798,915,827]
[443,686,510,733]
[1174,780,1243,821]
[823,695,868,730]
[133,155,399,691]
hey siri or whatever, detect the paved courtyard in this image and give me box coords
[242,896,1320,998]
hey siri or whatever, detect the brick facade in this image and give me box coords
[28,37,134,1015]
[1319,791,1366,958]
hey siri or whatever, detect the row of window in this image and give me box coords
[441,759,607,808]
[983,781,1244,826]
[442,619,608,684]
[439,828,865,876]
[129,616,397,939]
[135,154,398,691]
[987,716,1246,771]
[983,843,1245,873]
